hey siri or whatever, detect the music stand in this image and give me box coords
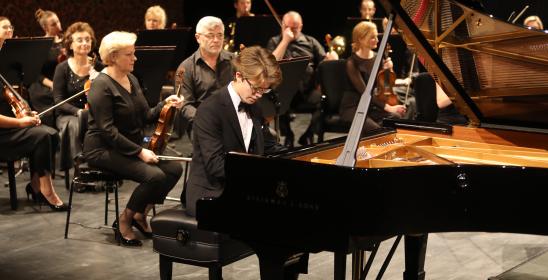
[133,46,176,106]
[258,56,310,137]
[233,15,279,50]
[135,28,192,70]
[0,37,53,87]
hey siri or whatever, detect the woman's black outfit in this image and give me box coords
[83,72,182,213]
[28,41,63,128]
[0,85,58,176]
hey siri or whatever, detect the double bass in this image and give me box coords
[148,69,184,154]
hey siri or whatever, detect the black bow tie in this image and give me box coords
[238,102,251,113]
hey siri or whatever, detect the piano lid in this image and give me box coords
[378,0,548,133]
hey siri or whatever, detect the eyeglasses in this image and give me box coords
[244,78,271,95]
[1,25,14,31]
[199,33,224,40]
[74,37,92,44]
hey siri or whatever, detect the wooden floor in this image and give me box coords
[2,114,548,280]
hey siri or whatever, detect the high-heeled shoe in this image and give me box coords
[36,192,69,212]
[112,220,142,247]
[298,131,314,146]
[131,219,153,239]
[25,183,37,202]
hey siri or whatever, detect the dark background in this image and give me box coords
[3,0,547,56]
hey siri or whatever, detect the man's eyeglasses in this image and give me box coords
[199,33,224,40]
[244,78,271,95]
[1,25,14,31]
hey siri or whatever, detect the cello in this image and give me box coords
[376,45,399,106]
[148,69,184,154]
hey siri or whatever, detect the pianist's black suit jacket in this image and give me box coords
[185,86,284,216]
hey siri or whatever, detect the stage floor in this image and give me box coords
[2,114,548,279]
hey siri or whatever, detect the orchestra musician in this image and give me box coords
[224,0,255,52]
[27,9,64,128]
[344,21,406,127]
[267,11,338,147]
[83,31,183,246]
[523,15,544,30]
[144,5,167,30]
[0,16,14,48]
[52,22,101,173]
[0,81,68,212]
[360,0,377,20]
[177,16,235,139]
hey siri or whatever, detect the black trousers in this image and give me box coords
[0,125,58,177]
[86,150,183,213]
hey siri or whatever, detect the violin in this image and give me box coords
[0,74,33,118]
[376,45,399,106]
[148,69,184,154]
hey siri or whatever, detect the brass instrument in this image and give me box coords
[223,21,237,53]
[325,34,346,57]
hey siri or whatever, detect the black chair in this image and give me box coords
[151,208,254,280]
[1,160,19,210]
[64,109,123,241]
[317,59,353,142]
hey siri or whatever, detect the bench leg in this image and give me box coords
[159,255,173,280]
[209,266,222,280]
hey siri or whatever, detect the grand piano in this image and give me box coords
[197,0,548,279]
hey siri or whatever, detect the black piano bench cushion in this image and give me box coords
[151,208,253,265]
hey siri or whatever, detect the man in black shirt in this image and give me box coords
[267,11,338,147]
[176,16,236,138]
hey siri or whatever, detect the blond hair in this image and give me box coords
[524,15,544,30]
[35,8,57,31]
[99,31,137,65]
[145,5,167,29]
[352,21,377,52]
[232,46,282,89]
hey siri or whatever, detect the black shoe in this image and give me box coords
[298,132,313,146]
[25,183,37,202]
[42,198,69,212]
[131,219,153,239]
[112,221,142,247]
[284,135,294,148]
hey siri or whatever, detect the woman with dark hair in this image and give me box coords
[52,21,100,173]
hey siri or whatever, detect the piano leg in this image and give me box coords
[334,251,347,280]
[403,234,428,280]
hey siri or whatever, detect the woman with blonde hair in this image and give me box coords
[28,8,64,127]
[144,5,167,30]
[523,15,544,30]
[343,21,406,128]
[84,31,183,246]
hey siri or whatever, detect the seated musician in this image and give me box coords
[28,9,64,128]
[343,21,406,128]
[185,46,285,216]
[177,16,235,139]
[360,0,376,20]
[224,0,255,52]
[83,31,183,246]
[52,22,101,173]
[523,15,544,30]
[267,11,338,147]
[0,16,14,48]
[0,83,68,211]
[144,5,167,30]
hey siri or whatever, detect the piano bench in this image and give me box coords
[151,208,254,280]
